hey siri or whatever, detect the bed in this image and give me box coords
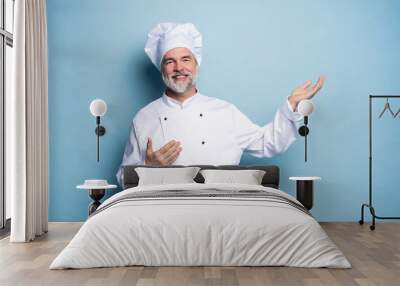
[50,165,351,269]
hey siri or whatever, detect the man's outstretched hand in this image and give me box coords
[145,138,182,166]
[288,74,326,111]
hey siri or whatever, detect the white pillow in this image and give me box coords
[135,167,201,186]
[200,169,266,185]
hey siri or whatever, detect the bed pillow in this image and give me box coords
[200,169,266,185]
[135,167,201,186]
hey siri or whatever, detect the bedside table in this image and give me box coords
[289,176,321,210]
[77,180,117,215]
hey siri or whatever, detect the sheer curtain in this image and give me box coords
[8,0,49,242]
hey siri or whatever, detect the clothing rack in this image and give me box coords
[359,95,400,230]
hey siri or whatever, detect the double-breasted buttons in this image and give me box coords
[200,114,205,145]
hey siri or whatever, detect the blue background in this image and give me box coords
[47,0,400,221]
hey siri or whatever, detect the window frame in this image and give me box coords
[0,0,13,232]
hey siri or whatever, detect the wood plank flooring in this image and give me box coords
[0,222,399,286]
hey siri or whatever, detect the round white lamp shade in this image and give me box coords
[90,99,107,117]
[298,99,315,116]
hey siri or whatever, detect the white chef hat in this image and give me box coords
[144,22,202,71]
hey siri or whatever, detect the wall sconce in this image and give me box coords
[297,99,315,162]
[89,99,107,162]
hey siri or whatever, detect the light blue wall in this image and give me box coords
[47,0,400,221]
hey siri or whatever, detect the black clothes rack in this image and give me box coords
[359,95,400,230]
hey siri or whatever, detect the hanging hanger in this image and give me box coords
[394,106,400,118]
[378,98,395,118]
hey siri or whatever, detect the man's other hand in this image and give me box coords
[288,74,326,111]
[145,138,182,165]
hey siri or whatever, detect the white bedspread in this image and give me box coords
[50,183,351,269]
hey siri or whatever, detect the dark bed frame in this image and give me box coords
[122,165,280,190]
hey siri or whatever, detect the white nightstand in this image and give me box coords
[289,177,321,210]
[77,180,117,215]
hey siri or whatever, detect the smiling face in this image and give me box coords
[161,47,198,94]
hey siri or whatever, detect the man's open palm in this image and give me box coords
[289,74,326,110]
[145,138,182,165]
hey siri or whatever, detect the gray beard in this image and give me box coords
[162,72,197,95]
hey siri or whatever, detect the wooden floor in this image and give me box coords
[0,222,399,286]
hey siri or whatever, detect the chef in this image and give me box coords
[116,22,325,186]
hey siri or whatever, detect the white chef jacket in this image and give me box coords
[116,91,303,186]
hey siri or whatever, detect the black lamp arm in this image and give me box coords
[298,116,310,162]
[94,116,106,162]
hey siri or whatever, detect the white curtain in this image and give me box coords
[8,0,49,242]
